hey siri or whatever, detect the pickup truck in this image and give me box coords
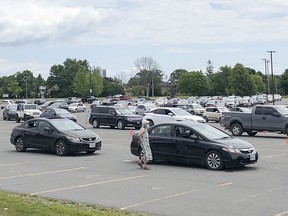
[220,105,288,136]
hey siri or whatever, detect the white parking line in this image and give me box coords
[0,167,86,180]
[0,162,31,167]
[261,153,288,159]
[274,210,288,216]
[31,175,147,196]
[120,182,233,210]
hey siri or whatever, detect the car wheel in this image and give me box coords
[83,108,86,112]
[231,123,243,136]
[147,120,154,127]
[205,151,223,170]
[23,114,27,122]
[3,115,6,120]
[15,137,26,152]
[92,119,100,128]
[75,109,78,112]
[7,115,10,121]
[55,140,67,156]
[86,150,96,154]
[117,120,125,130]
[203,116,208,122]
[247,131,257,136]
[16,114,20,123]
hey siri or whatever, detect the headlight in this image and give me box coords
[95,135,101,142]
[185,118,197,122]
[222,147,241,153]
[67,136,81,142]
[126,117,132,121]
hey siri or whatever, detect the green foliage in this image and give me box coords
[229,63,256,96]
[130,85,145,96]
[0,190,142,216]
[206,60,214,78]
[210,66,232,96]
[72,69,89,97]
[101,78,124,96]
[251,74,266,94]
[168,69,188,95]
[7,79,21,98]
[178,71,210,96]
[91,69,103,97]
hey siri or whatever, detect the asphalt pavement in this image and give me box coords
[0,103,288,216]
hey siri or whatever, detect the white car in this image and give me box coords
[68,102,86,112]
[143,107,206,126]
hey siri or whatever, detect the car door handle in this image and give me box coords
[262,117,266,120]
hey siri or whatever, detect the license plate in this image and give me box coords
[89,143,96,148]
[250,154,256,161]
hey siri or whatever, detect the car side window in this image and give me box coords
[175,126,193,138]
[26,121,37,128]
[38,121,51,132]
[150,125,171,137]
[264,107,275,116]
[153,109,165,115]
[254,107,262,115]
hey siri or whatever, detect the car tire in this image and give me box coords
[23,114,27,122]
[3,115,6,120]
[16,114,20,123]
[117,120,125,130]
[203,116,208,122]
[147,120,154,127]
[92,119,100,128]
[15,137,26,152]
[55,140,67,156]
[205,150,223,170]
[7,115,10,121]
[231,123,243,136]
[86,150,96,154]
[83,108,86,112]
[247,131,257,136]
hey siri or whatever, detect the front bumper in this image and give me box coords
[66,141,102,153]
[223,151,259,168]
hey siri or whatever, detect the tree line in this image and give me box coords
[0,57,287,99]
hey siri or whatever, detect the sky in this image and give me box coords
[0,0,287,83]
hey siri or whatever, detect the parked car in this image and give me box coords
[16,103,42,122]
[143,107,206,126]
[90,99,101,109]
[135,103,158,116]
[10,118,101,156]
[3,104,18,120]
[40,108,77,122]
[66,97,81,104]
[130,122,258,170]
[68,102,86,112]
[47,101,70,111]
[89,106,143,130]
[1,99,14,109]
[34,99,47,105]
[221,105,288,136]
[202,106,230,123]
[40,101,56,111]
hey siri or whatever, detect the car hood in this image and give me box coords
[63,129,97,138]
[215,138,254,149]
[180,115,205,121]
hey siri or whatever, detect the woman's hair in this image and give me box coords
[142,119,149,128]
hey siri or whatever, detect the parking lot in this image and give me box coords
[1,107,288,216]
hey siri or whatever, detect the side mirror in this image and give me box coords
[44,127,53,133]
[273,112,281,117]
[190,134,199,141]
[111,112,116,116]
[168,112,173,117]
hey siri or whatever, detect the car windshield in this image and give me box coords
[193,124,231,140]
[192,104,203,109]
[24,104,38,109]
[171,108,191,116]
[276,105,288,115]
[55,109,70,114]
[8,105,18,111]
[51,119,84,131]
[116,108,134,115]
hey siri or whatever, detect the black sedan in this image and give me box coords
[10,118,102,156]
[40,108,77,122]
[130,122,258,170]
[3,104,18,120]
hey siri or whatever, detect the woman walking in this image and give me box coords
[137,120,153,170]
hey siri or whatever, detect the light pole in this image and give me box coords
[262,58,268,98]
[267,51,276,105]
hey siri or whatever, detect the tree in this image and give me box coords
[251,74,266,94]
[90,68,103,97]
[7,79,21,98]
[101,78,125,97]
[73,69,89,97]
[47,58,89,97]
[168,69,188,95]
[210,66,232,96]
[229,63,256,96]
[134,57,162,97]
[177,71,210,96]
[206,60,214,78]
[15,70,36,98]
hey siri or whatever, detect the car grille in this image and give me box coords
[82,137,96,142]
[240,148,254,154]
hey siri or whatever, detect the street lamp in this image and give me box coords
[267,51,276,105]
